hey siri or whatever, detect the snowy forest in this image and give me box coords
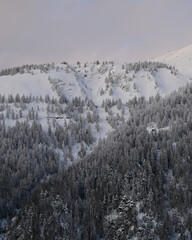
[1,0,192,238]
[1,81,192,239]
[0,60,191,239]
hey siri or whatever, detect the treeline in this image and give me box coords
[122,61,177,74]
[6,84,192,239]
[0,61,177,77]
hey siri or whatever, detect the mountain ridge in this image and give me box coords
[0,58,191,162]
[1,45,192,239]
[156,44,192,77]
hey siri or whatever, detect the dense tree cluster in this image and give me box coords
[0,92,97,162]
[0,92,99,235]
[123,61,177,75]
[6,83,192,239]
[0,61,177,79]
[0,63,56,76]
[0,120,60,222]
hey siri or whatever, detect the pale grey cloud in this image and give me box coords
[0,0,192,69]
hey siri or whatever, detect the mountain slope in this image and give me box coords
[6,83,192,240]
[0,61,190,160]
[0,61,190,163]
[1,47,192,238]
[156,44,192,77]
[0,61,190,102]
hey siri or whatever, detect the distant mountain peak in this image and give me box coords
[155,44,192,77]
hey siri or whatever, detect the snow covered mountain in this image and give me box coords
[1,46,192,238]
[0,60,190,102]
[5,70,192,240]
[0,56,191,164]
[156,44,192,78]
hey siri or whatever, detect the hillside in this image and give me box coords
[156,44,192,77]
[0,61,190,102]
[0,49,192,238]
[6,82,192,240]
[0,61,190,163]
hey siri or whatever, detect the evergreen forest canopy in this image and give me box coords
[4,83,192,240]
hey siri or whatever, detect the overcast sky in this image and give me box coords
[0,0,192,69]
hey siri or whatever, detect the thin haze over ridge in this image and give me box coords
[0,0,192,69]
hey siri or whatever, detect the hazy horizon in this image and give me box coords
[1,0,192,69]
